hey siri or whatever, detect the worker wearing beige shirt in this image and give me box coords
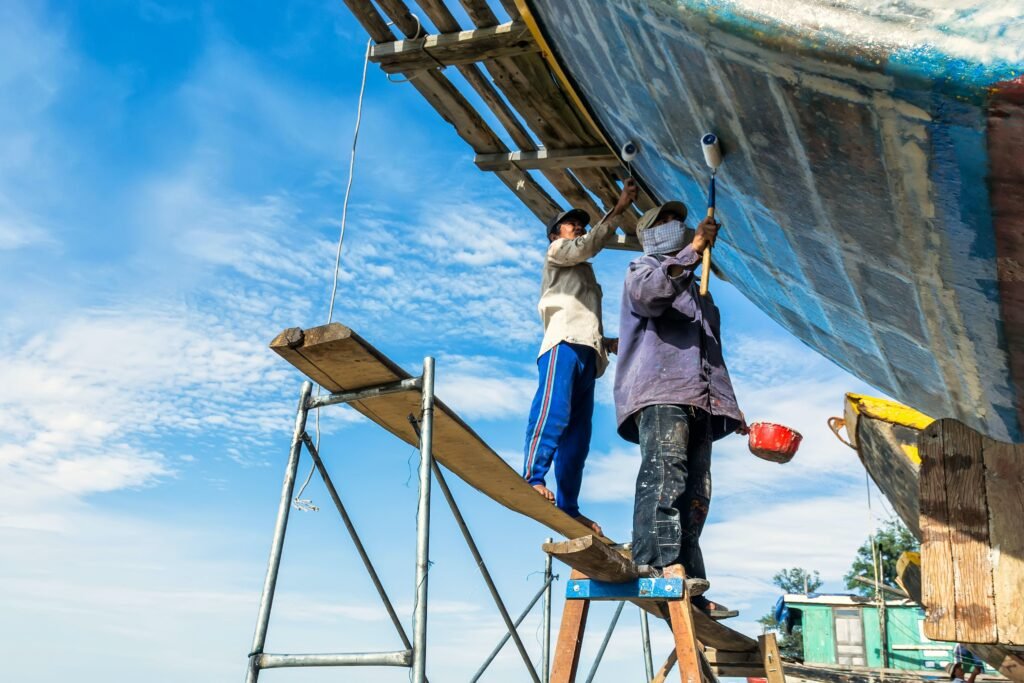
[522,179,637,536]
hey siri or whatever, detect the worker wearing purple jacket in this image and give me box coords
[614,200,747,620]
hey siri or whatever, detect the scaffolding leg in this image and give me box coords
[246,381,313,683]
[640,607,655,681]
[543,539,554,683]
[411,358,435,683]
[664,565,701,683]
[552,570,591,683]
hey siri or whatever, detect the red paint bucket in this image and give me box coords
[748,422,802,463]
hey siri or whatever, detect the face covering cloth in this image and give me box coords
[641,220,689,255]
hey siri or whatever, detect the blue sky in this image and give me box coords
[0,1,898,681]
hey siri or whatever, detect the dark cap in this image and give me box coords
[546,208,591,235]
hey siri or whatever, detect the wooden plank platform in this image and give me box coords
[271,322,597,540]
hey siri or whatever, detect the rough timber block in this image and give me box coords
[898,550,1024,682]
[919,418,1024,645]
[542,535,636,582]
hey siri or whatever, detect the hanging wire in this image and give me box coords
[292,37,373,512]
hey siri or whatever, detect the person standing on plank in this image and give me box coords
[614,200,747,619]
[522,179,638,537]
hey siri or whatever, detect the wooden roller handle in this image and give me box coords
[700,206,714,296]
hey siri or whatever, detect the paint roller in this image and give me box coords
[700,133,723,297]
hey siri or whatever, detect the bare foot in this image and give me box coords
[532,484,555,503]
[573,514,603,537]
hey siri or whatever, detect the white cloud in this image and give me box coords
[581,448,641,503]
[435,353,537,420]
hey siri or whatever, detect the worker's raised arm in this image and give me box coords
[547,180,637,267]
[625,246,701,317]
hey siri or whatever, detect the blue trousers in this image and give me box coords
[522,342,596,518]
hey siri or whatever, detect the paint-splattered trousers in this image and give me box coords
[631,404,712,580]
[522,342,596,518]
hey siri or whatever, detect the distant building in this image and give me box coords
[777,593,994,673]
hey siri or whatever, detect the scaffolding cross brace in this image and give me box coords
[244,357,555,682]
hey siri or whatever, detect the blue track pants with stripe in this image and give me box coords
[522,342,596,518]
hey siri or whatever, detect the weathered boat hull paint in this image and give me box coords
[529,0,1024,440]
[843,393,932,539]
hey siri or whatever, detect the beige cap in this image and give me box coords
[636,201,688,241]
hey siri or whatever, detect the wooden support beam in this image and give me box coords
[551,570,590,683]
[475,146,619,171]
[459,0,501,28]
[652,651,678,683]
[665,565,702,683]
[710,664,770,678]
[758,634,785,683]
[368,21,537,73]
[919,418,1024,645]
[357,0,559,222]
[543,535,635,582]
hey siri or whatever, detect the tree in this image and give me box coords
[772,567,822,594]
[843,518,919,596]
[759,567,822,660]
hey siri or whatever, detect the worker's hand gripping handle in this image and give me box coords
[700,174,715,297]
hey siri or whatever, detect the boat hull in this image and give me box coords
[528,0,1024,441]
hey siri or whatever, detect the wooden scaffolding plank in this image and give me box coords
[543,536,636,582]
[368,21,537,73]
[271,323,596,540]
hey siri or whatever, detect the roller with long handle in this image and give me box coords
[700,133,722,297]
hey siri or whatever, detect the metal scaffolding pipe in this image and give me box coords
[432,461,542,683]
[411,358,435,683]
[306,376,422,410]
[246,381,312,683]
[257,650,413,668]
[301,433,413,650]
[584,601,625,683]
[640,607,654,681]
[543,538,554,683]
[470,575,554,682]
